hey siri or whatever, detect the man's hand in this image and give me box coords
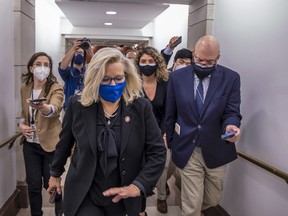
[72,39,82,52]
[225,125,241,142]
[167,36,181,49]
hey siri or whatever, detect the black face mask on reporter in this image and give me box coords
[139,64,157,76]
[192,62,216,80]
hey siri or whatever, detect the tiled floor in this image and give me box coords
[17,179,181,215]
[17,160,182,216]
[17,206,181,216]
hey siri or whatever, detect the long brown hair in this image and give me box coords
[22,52,58,97]
[134,46,169,81]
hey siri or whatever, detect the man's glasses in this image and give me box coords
[101,75,126,85]
[33,62,50,68]
[193,54,218,67]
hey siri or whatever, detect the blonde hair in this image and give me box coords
[80,47,143,106]
[135,46,169,81]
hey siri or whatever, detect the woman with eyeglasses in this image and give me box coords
[47,47,166,216]
[18,52,64,216]
[134,47,170,215]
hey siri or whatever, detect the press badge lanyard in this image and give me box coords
[30,91,35,126]
[30,89,41,126]
[70,67,84,91]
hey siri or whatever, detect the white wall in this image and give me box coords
[0,0,17,207]
[213,0,288,215]
[152,4,189,67]
[36,0,62,81]
[59,4,189,68]
[34,2,189,91]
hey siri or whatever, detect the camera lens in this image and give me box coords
[80,38,90,50]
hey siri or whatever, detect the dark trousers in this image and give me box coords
[23,141,54,216]
[141,198,146,212]
[75,194,126,216]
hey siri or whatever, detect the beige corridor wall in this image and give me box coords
[0,0,17,207]
[14,0,36,188]
[187,0,215,49]
[213,0,288,215]
[0,0,36,209]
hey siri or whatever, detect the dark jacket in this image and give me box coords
[166,64,242,169]
[50,96,166,216]
[58,64,84,109]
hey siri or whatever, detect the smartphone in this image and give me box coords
[49,187,57,204]
[173,36,182,47]
[221,131,236,140]
[29,98,46,104]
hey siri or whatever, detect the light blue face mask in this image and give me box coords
[174,65,186,71]
[99,81,126,103]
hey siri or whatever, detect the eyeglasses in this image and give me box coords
[193,54,218,67]
[33,62,50,68]
[101,75,126,85]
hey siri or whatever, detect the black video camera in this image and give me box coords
[79,38,91,51]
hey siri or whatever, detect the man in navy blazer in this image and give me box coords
[166,35,242,216]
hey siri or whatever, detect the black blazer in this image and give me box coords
[50,96,166,216]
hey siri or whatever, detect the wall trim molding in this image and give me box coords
[0,189,20,216]
[17,181,29,208]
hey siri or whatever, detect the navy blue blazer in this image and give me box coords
[50,96,166,216]
[166,65,242,169]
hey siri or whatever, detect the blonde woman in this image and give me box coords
[48,47,166,216]
[134,46,170,214]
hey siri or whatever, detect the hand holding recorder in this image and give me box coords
[29,98,46,105]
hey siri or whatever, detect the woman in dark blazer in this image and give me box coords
[48,47,166,216]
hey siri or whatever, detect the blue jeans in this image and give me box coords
[23,140,55,216]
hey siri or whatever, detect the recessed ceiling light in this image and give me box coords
[106,11,117,15]
[104,22,113,26]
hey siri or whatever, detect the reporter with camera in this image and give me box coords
[58,38,94,109]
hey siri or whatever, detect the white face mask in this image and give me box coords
[33,66,50,81]
[174,65,186,71]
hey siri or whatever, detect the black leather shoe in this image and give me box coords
[157,199,168,213]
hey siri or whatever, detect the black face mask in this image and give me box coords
[192,62,216,80]
[139,64,157,76]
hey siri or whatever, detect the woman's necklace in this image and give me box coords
[103,106,119,125]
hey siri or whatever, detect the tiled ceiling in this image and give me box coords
[55,0,191,47]
[56,0,191,29]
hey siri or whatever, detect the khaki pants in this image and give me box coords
[179,147,227,216]
[156,149,171,200]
